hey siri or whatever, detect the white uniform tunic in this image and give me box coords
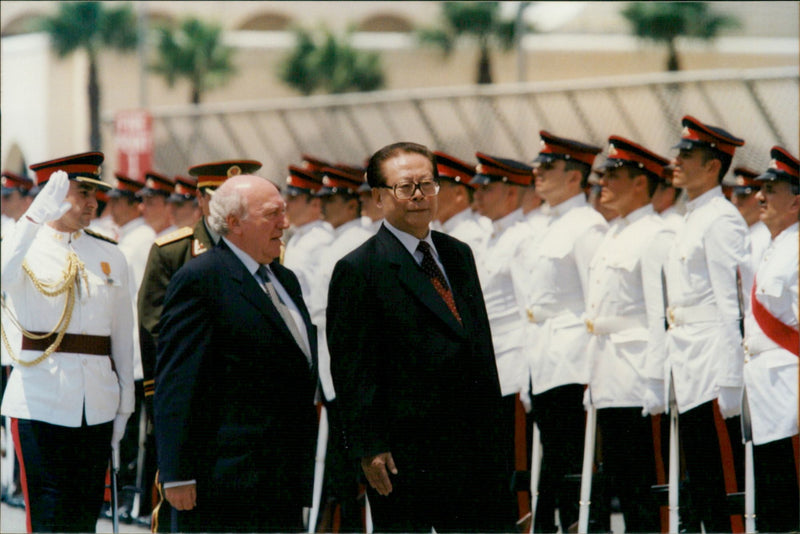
[283,219,334,303]
[512,193,608,395]
[476,208,529,396]
[664,186,752,413]
[1,219,135,427]
[311,217,374,401]
[743,222,798,445]
[585,205,672,408]
[440,207,489,260]
[748,220,771,274]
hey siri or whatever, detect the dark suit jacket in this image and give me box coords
[327,225,508,526]
[154,240,318,515]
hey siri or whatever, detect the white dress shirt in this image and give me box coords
[664,186,752,412]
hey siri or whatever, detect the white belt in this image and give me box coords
[525,301,582,324]
[584,314,647,335]
[666,305,718,327]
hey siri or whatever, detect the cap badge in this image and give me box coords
[735,176,745,186]
[608,145,618,157]
[227,165,241,178]
[0,177,7,187]
[322,176,331,185]
[682,126,690,137]
[769,159,778,170]
[476,164,485,174]
[287,176,295,185]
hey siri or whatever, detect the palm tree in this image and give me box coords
[622,2,740,71]
[150,18,236,104]
[278,26,385,95]
[417,1,520,85]
[38,2,138,151]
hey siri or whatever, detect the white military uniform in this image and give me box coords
[440,207,490,258]
[748,220,771,274]
[585,204,672,407]
[0,219,135,426]
[311,218,374,401]
[283,219,334,304]
[664,186,752,412]
[743,222,798,445]
[477,208,529,395]
[659,204,684,234]
[512,193,608,394]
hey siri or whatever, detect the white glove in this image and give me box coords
[25,170,71,224]
[582,386,592,411]
[717,386,742,419]
[641,379,666,416]
[111,413,130,450]
[519,391,532,414]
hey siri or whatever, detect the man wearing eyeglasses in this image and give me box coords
[327,142,512,533]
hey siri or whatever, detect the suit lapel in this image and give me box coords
[377,227,465,337]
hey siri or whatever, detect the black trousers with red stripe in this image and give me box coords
[679,401,743,534]
[11,417,112,533]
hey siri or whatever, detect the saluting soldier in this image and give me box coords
[583,136,674,532]
[510,131,607,532]
[1,152,134,532]
[742,146,799,533]
[664,116,750,533]
[137,159,261,529]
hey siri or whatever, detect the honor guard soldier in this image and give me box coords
[167,175,201,229]
[510,131,607,532]
[307,165,373,531]
[742,147,799,533]
[582,136,674,532]
[137,159,261,529]
[432,151,489,256]
[138,171,176,238]
[470,152,535,522]
[283,165,334,303]
[727,166,771,271]
[664,115,750,533]
[1,152,134,532]
[652,165,684,233]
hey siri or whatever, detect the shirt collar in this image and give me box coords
[383,219,437,259]
[441,208,473,234]
[222,236,261,276]
[492,208,524,235]
[621,203,654,226]
[546,192,587,218]
[685,185,723,214]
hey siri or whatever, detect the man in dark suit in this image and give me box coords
[154,174,318,533]
[327,142,513,533]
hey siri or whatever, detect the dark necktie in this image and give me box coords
[257,265,311,363]
[417,241,462,324]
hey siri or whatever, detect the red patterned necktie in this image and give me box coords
[417,241,462,324]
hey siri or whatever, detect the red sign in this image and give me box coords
[115,109,153,181]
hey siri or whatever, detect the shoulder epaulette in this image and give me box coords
[155,226,193,247]
[84,228,118,245]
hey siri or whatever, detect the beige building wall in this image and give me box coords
[1,1,797,172]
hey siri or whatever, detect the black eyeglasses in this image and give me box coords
[378,180,440,200]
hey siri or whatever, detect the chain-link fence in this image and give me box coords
[102,66,798,180]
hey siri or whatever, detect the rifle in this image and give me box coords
[577,399,596,534]
[529,422,542,529]
[111,447,120,534]
[662,267,680,533]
